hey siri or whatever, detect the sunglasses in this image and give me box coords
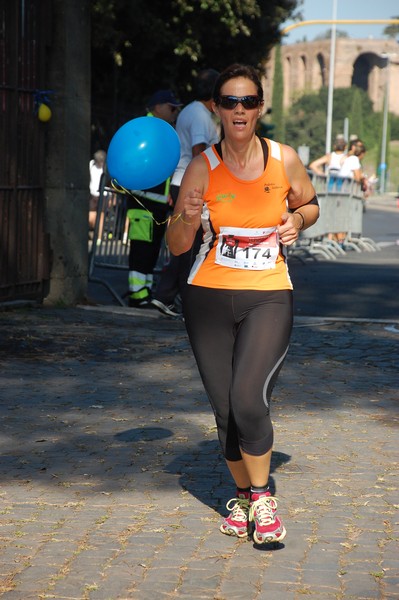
[217,95,262,110]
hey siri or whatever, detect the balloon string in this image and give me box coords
[110,179,172,226]
[110,179,191,227]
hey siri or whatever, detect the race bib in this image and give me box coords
[215,226,279,270]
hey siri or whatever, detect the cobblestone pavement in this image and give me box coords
[0,304,398,600]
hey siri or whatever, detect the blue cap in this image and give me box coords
[147,89,182,108]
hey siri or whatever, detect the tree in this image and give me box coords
[313,29,349,40]
[271,43,285,142]
[390,113,399,140]
[285,92,326,159]
[91,0,300,148]
[383,17,399,38]
[349,87,364,141]
[376,90,391,186]
[284,86,385,162]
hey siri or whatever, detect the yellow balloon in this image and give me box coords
[38,103,52,122]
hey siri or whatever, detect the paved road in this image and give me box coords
[289,196,399,320]
[0,195,398,599]
[289,241,399,320]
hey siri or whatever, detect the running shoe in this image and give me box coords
[220,493,250,538]
[128,296,153,309]
[151,298,182,317]
[249,492,286,544]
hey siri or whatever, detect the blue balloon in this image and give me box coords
[106,116,181,190]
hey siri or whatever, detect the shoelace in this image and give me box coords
[225,497,250,523]
[249,496,278,525]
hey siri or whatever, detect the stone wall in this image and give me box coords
[263,38,399,115]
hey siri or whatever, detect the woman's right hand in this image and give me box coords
[182,187,203,224]
[166,154,208,255]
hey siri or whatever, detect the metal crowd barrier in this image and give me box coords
[290,174,379,261]
[88,181,129,305]
[89,173,380,304]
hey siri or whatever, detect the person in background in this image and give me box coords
[166,64,319,544]
[309,137,347,192]
[338,139,364,183]
[127,90,182,308]
[89,149,106,233]
[151,69,220,317]
[309,137,347,242]
[146,90,182,125]
[356,143,370,197]
[335,139,367,245]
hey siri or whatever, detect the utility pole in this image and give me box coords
[379,54,390,195]
[325,0,338,154]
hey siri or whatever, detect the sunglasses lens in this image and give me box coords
[219,96,260,110]
[242,96,260,109]
[219,96,237,109]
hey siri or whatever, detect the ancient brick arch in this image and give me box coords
[353,53,376,90]
[263,38,399,115]
[315,52,327,88]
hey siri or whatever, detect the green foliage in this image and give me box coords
[376,93,391,177]
[362,141,399,193]
[313,29,349,40]
[349,87,364,141]
[390,113,399,139]
[383,17,399,38]
[285,86,389,161]
[258,122,275,139]
[285,95,326,158]
[388,141,399,191]
[90,0,299,148]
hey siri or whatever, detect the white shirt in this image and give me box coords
[171,101,219,187]
[89,160,104,196]
[328,151,344,172]
[339,154,361,179]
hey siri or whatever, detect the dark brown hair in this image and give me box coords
[213,63,264,103]
[333,139,347,152]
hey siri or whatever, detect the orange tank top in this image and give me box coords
[188,138,293,291]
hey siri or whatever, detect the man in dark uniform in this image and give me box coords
[127,90,182,308]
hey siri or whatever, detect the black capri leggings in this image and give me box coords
[183,287,293,461]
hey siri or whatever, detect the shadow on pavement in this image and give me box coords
[0,306,397,493]
[165,439,291,516]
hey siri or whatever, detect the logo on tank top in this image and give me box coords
[264,183,283,193]
[216,192,236,203]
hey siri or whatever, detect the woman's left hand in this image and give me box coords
[277,212,301,246]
